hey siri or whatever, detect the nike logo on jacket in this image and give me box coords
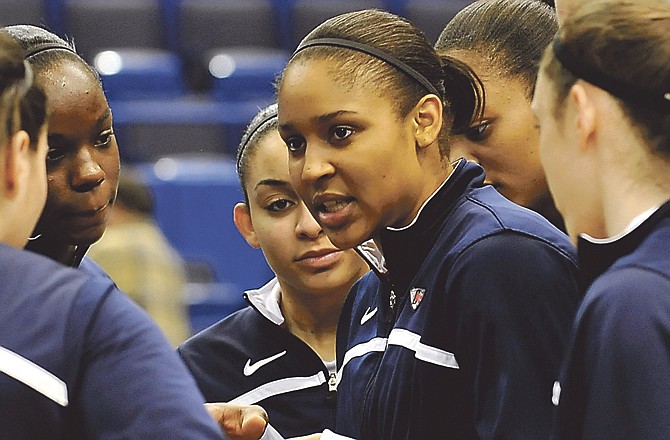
[243,351,287,376]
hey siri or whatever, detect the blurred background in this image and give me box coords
[0,0,553,339]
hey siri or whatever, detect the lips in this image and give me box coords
[67,202,110,229]
[313,194,355,230]
[296,248,343,270]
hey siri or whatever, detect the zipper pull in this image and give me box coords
[386,288,397,324]
[328,372,337,392]
[326,372,338,404]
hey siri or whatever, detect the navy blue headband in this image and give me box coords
[24,42,76,59]
[293,37,442,100]
[236,105,279,173]
[552,36,670,112]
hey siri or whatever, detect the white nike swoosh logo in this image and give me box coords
[243,351,287,376]
[360,306,378,325]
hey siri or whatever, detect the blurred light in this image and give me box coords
[209,54,236,79]
[154,158,178,181]
[94,51,123,75]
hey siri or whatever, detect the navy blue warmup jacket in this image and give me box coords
[334,160,581,439]
[0,244,223,439]
[552,200,670,440]
[179,278,340,438]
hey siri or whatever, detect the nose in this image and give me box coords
[71,145,105,192]
[295,201,323,239]
[299,142,335,187]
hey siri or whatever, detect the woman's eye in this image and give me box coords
[331,126,353,141]
[95,129,114,147]
[46,147,65,163]
[285,137,306,154]
[266,199,294,212]
[464,121,492,142]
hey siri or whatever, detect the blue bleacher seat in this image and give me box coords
[289,0,387,47]
[177,0,282,54]
[207,47,288,102]
[138,157,274,300]
[95,48,185,101]
[64,0,166,62]
[110,98,269,161]
[403,0,472,44]
[0,0,49,28]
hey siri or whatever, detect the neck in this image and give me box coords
[25,235,79,266]
[279,284,346,362]
[533,192,566,233]
[601,156,670,238]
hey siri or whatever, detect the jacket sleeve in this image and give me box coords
[70,277,224,439]
[449,232,580,440]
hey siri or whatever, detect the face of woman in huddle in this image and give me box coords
[448,51,550,212]
[32,60,119,246]
[278,57,428,250]
[236,129,369,296]
[532,68,597,242]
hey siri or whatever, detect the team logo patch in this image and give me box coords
[409,288,425,310]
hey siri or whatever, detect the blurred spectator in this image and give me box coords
[88,169,191,345]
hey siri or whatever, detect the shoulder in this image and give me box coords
[582,267,670,338]
[0,246,113,314]
[447,232,580,320]
[453,231,579,284]
[179,306,269,362]
[78,256,114,281]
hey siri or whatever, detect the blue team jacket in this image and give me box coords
[553,200,670,440]
[335,160,581,439]
[0,244,223,439]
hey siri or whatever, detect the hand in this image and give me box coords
[205,402,269,440]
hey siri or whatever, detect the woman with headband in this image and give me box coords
[1,25,119,270]
[276,9,580,439]
[0,33,231,439]
[179,103,369,438]
[1,25,193,346]
[531,1,670,438]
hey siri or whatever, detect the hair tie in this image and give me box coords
[293,37,442,100]
[552,36,670,112]
[236,104,279,173]
[24,42,76,59]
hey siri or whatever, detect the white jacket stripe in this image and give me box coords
[230,371,326,405]
[0,345,68,406]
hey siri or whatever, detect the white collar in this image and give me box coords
[580,204,662,245]
[245,277,284,325]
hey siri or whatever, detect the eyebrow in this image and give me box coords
[254,178,290,191]
[97,108,112,127]
[278,110,359,132]
[47,108,114,141]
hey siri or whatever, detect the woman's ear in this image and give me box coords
[2,130,30,195]
[413,94,443,148]
[569,82,597,152]
[233,202,261,249]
